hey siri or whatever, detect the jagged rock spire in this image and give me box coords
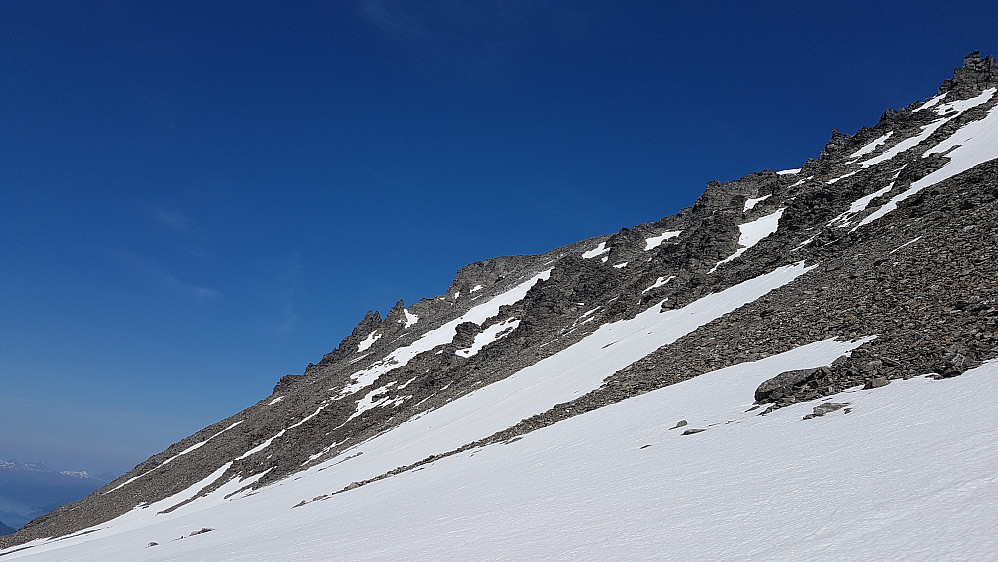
[938,51,998,96]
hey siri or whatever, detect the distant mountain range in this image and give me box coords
[0,459,112,532]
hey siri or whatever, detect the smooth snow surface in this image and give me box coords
[4,263,822,561]
[641,275,673,294]
[712,208,785,271]
[827,182,895,228]
[742,194,770,211]
[859,98,998,227]
[860,119,948,168]
[403,309,418,328]
[355,330,381,353]
[861,88,996,170]
[234,430,284,460]
[848,131,893,158]
[612,262,628,269]
[581,242,610,259]
[788,175,812,188]
[825,169,858,184]
[348,382,400,421]
[775,168,800,175]
[915,93,945,112]
[20,340,998,561]
[455,318,521,358]
[643,230,681,250]
[933,87,996,115]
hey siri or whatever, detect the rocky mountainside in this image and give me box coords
[2,52,997,558]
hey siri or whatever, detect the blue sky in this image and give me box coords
[1,0,995,475]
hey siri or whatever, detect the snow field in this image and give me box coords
[641,275,673,294]
[581,242,610,259]
[455,318,521,358]
[643,230,682,251]
[860,87,996,170]
[4,262,817,560]
[337,269,552,397]
[711,208,785,272]
[355,331,381,353]
[848,131,893,158]
[26,338,998,562]
[859,96,998,227]
[743,194,770,211]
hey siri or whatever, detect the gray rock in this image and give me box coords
[803,402,850,420]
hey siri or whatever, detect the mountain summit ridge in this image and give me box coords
[3,52,998,559]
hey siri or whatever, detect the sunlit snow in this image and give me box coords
[827,181,895,228]
[643,230,682,250]
[50,337,998,562]
[848,131,893,158]
[455,318,521,358]
[582,242,610,259]
[825,169,858,184]
[859,97,998,227]
[641,275,674,293]
[889,236,923,254]
[338,269,552,397]
[356,331,381,353]
[743,194,770,211]
[403,309,419,328]
[712,208,785,272]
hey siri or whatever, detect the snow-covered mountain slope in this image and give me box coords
[3,52,998,560]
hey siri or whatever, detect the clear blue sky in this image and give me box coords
[2,1,994,475]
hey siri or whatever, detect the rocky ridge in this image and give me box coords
[3,52,997,548]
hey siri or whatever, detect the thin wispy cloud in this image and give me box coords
[361,0,429,39]
[153,208,194,232]
[111,250,219,300]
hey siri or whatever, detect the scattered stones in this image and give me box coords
[669,420,688,430]
[863,377,890,390]
[803,402,850,420]
[681,428,708,436]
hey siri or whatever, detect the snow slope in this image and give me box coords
[859,95,998,227]
[3,262,823,560]
[9,346,996,561]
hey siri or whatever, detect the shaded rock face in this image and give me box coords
[938,51,998,96]
[5,52,998,548]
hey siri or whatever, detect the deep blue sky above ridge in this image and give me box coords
[2,0,995,474]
